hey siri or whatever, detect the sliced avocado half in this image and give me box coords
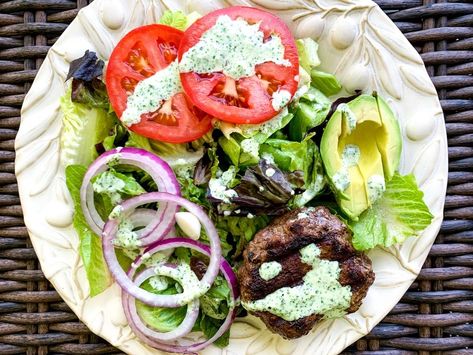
[320,93,402,220]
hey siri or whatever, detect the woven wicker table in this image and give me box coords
[1,0,472,354]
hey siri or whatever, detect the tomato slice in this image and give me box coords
[106,24,212,143]
[178,6,299,124]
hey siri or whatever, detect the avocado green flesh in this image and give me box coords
[320,94,402,220]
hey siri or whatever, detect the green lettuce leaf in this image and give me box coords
[200,274,231,320]
[218,109,294,167]
[288,87,331,141]
[290,145,326,207]
[159,10,201,31]
[200,315,230,348]
[296,38,320,73]
[65,165,111,296]
[136,279,187,332]
[351,173,433,251]
[159,10,188,30]
[260,135,326,207]
[216,215,269,259]
[125,132,206,179]
[60,84,115,166]
[92,169,145,203]
[260,134,315,174]
[310,69,342,97]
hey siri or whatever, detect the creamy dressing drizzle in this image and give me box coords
[154,262,210,303]
[114,218,141,249]
[338,103,357,132]
[208,166,238,203]
[259,261,282,281]
[121,60,182,127]
[333,144,361,193]
[242,244,352,321]
[272,90,292,111]
[179,15,291,80]
[367,174,386,203]
[92,171,125,205]
[342,144,360,167]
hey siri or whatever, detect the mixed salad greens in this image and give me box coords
[61,7,433,352]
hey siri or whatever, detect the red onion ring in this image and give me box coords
[80,147,180,245]
[123,238,239,354]
[103,192,222,307]
[125,266,200,342]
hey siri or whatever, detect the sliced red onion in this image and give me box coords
[128,208,156,228]
[124,266,200,342]
[80,147,180,244]
[123,238,239,354]
[103,192,222,307]
[127,209,174,258]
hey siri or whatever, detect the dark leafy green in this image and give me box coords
[230,160,294,216]
[67,50,104,82]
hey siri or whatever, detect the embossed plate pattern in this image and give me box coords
[15,0,448,354]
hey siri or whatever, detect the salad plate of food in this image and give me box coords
[15,0,448,354]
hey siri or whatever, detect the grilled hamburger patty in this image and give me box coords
[238,206,375,339]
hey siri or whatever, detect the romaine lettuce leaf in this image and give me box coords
[217,109,294,167]
[60,85,115,167]
[200,314,230,348]
[288,87,331,141]
[310,69,342,97]
[351,173,433,251]
[136,279,187,332]
[65,165,111,296]
[296,38,320,73]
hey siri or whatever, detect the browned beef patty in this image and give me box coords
[238,206,375,339]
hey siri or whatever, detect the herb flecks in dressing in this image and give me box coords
[179,15,291,80]
[333,144,361,193]
[242,244,352,321]
[154,262,210,304]
[367,174,386,203]
[259,261,282,281]
[114,218,141,249]
[338,103,357,132]
[272,90,292,111]
[92,171,125,205]
[121,60,182,127]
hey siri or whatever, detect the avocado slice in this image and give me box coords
[320,94,402,220]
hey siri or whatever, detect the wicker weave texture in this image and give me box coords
[0,0,472,354]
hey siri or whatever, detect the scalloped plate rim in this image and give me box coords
[15,0,448,354]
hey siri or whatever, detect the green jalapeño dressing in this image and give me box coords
[121,60,182,127]
[242,244,352,321]
[179,15,291,80]
[92,171,125,205]
[333,144,361,192]
[259,261,282,281]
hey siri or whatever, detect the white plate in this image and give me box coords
[15,0,448,354]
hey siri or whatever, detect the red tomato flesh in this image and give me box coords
[178,6,300,124]
[106,24,212,143]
